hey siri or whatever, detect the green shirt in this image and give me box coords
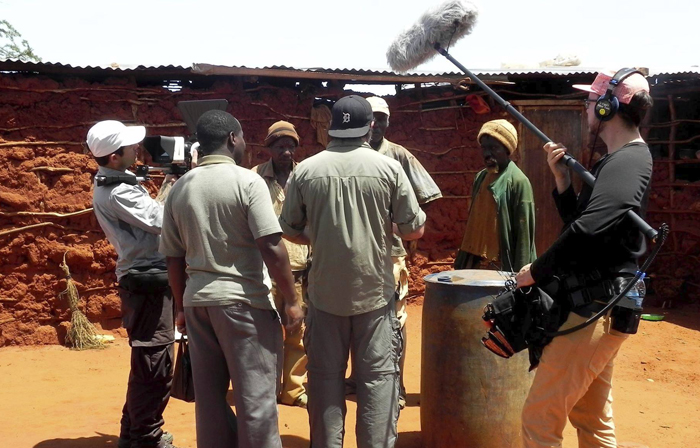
[159,155,281,309]
[470,161,537,272]
[279,139,426,316]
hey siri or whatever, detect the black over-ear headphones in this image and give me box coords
[594,68,643,121]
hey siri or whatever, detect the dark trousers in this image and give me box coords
[118,271,175,447]
[120,344,174,447]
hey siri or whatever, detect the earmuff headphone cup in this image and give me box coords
[593,67,642,122]
[595,95,619,122]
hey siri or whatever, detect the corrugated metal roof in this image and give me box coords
[1,59,698,81]
[0,58,190,71]
[0,58,597,79]
[191,63,487,84]
[648,68,700,76]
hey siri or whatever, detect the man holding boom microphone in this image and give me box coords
[382,1,652,446]
[515,69,654,448]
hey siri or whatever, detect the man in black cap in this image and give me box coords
[280,95,426,448]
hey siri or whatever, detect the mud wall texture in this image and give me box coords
[0,74,492,346]
[0,72,696,346]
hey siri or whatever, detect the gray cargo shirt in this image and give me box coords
[92,166,166,280]
[279,138,426,316]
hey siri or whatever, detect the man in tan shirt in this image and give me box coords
[252,120,309,409]
[280,95,426,448]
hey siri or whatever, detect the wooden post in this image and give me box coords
[667,94,677,252]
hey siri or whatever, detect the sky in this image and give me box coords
[0,0,698,75]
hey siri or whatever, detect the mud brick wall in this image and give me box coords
[644,90,700,305]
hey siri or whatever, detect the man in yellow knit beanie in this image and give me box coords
[455,119,537,272]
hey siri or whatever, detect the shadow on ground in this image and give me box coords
[396,430,422,448]
[649,304,700,332]
[278,431,422,448]
[281,434,310,448]
[34,433,119,447]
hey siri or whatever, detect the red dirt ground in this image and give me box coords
[0,302,698,448]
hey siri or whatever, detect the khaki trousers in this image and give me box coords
[272,270,308,405]
[522,312,629,448]
[392,256,409,328]
[348,257,409,401]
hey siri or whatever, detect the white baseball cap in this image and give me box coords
[366,96,391,117]
[86,120,146,158]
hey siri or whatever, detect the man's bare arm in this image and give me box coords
[256,233,304,332]
[166,256,187,334]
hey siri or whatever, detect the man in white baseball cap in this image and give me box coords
[87,120,146,159]
[88,120,178,448]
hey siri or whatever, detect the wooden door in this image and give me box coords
[512,100,587,256]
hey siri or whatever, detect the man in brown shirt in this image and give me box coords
[252,120,310,408]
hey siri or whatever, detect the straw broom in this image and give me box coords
[60,251,104,350]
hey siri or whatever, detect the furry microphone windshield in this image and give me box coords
[387,0,479,73]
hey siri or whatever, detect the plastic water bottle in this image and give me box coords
[625,278,646,310]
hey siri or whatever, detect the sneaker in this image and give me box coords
[118,432,175,448]
[161,432,174,445]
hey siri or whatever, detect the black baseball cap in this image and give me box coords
[328,95,373,138]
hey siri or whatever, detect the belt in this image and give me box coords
[570,276,635,318]
[119,267,169,294]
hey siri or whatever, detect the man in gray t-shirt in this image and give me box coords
[280,96,426,448]
[160,110,303,448]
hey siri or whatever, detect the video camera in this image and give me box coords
[95,99,228,187]
[141,99,229,176]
